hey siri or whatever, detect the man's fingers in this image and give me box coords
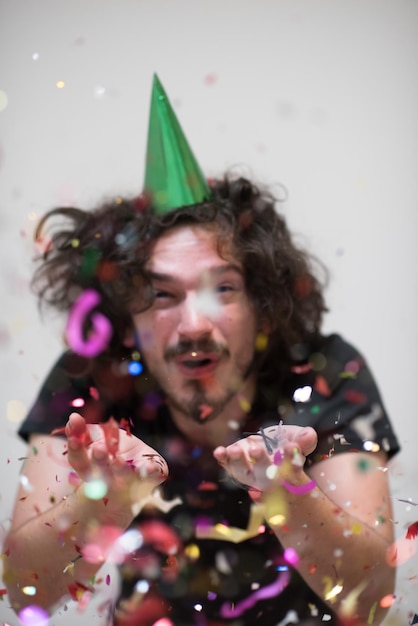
[213,446,227,464]
[101,417,120,456]
[67,435,92,477]
[297,426,318,456]
[65,413,95,477]
[65,412,93,445]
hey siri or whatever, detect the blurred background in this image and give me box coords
[0,0,417,624]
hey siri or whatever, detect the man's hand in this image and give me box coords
[65,413,168,503]
[213,424,317,492]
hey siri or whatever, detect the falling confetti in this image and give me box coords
[18,605,49,626]
[280,479,316,495]
[66,289,112,358]
[283,547,299,566]
[255,332,268,351]
[220,570,290,617]
[6,399,27,423]
[198,404,213,420]
[379,593,395,608]
[195,285,222,319]
[293,386,312,403]
[406,521,418,540]
[83,478,108,500]
[315,375,331,397]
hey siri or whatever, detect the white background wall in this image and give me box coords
[0,1,417,624]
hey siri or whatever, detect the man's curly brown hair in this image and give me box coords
[32,175,328,379]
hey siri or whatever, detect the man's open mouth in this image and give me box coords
[182,358,212,369]
[174,353,221,378]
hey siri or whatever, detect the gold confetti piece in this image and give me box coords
[56,80,65,89]
[324,582,343,601]
[196,503,266,543]
[338,579,367,617]
[184,543,200,560]
[255,332,268,351]
[238,396,251,413]
[367,601,377,624]
[351,522,363,534]
[268,513,286,526]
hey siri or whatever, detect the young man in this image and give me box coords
[3,76,399,626]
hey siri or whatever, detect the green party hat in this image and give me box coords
[144,74,212,215]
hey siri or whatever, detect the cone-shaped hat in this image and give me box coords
[144,74,212,215]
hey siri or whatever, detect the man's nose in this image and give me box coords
[176,293,214,340]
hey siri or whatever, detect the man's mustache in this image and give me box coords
[164,339,230,360]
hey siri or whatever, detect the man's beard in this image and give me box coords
[167,379,239,424]
[160,338,257,424]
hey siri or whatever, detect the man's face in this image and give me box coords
[131,224,261,424]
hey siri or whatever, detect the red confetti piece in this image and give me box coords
[68,582,90,602]
[96,260,119,282]
[343,389,367,405]
[406,521,418,540]
[198,481,218,491]
[290,363,311,374]
[380,594,395,609]
[89,386,100,400]
[198,404,213,420]
[315,375,331,397]
[133,192,150,213]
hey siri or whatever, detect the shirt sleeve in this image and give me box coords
[281,334,400,464]
[18,351,102,441]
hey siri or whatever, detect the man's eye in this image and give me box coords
[154,290,173,299]
[216,284,235,294]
